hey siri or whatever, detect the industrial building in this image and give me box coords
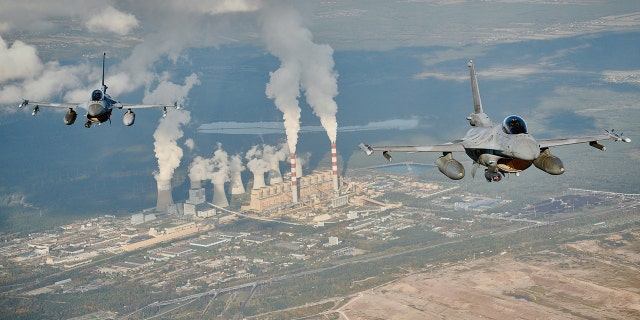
[243,170,336,212]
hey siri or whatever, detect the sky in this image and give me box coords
[0,0,639,217]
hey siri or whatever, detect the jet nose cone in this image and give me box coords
[513,137,540,161]
[87,103,104,117]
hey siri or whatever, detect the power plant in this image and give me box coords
[155,143,343,217]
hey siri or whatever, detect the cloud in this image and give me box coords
[0,37,43,82]
[85,6,139,35]
[143,73,201,106]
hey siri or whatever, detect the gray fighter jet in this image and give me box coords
[360,60,631,182]
[18,53,179,128]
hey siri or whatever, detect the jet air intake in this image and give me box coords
[435,153,465,180]
[533,148,564,175]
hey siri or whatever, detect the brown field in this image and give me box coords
[338,236,640,319]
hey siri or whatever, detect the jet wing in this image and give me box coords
[118,102,180,109]
[368,143,465,153]
[18,99,79,109]
[359,142,465,157]
[538,130,630,149]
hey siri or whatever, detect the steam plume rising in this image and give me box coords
[245,145,269,189]
[260,4,339,146]
[153,109,190,211]
[264,142,287,185]
[261,5,303,155]
[229,153,246,195]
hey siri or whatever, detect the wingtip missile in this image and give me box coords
[358,143,374,156]
[605,129,631,143]
[18,99,29,108]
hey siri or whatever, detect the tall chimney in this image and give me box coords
[156,179,174,212]
[230,171,245,195]
[331,142,339,192]
[252,170,266,189]
[290,153,298,203]
[212,182,229,207]
[268,157,283,185]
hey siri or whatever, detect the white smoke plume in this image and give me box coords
[210,143,230,185]
[184,138,195,151]
[296,152,311,178]
[229,153,246,175]
[245,145,270,189]
[153,109,191,183]
[263,142,288,184]
[188,155,214,183]
[260,3,339,149]
[261,5,303,155]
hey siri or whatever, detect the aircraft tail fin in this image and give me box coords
[101,52,108,94]
[468,60,482,114]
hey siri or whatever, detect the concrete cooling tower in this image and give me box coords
[268,157,283,185]
[252,170,266,189]
[212,182,229,207]
[230,171,245,195]
[156,179,174,212]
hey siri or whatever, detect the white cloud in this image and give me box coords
[0,37,43,82]
[85,6,139,35]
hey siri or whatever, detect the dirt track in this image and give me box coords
[339,239,640,319]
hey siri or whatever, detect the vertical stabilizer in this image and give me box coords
[101,52,108,94]
[469,60,482,114]
[466,60,492,127]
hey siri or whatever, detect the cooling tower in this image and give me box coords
[190,179,201,190]
[156,179,174,212]
[230,171,245,195]
[252,170,266,189]
[290,153,298,203]
[212,182,229,207]
[331,142,339,192]
[268,157,283,185]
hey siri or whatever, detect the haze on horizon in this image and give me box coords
[0,0,639,216]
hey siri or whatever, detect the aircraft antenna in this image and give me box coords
[102,52,108,94]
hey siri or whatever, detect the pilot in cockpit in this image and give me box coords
[91,90,102,101]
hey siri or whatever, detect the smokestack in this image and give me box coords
[230,171,245,195]
[190,179,201,189]
[156,179,174,212]
[212,182,229,207]
[331,142,339,192]
[290,153,298,203]
[268,156,283,184]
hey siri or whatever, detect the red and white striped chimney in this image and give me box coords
[331,142,339,192]
[290,153,298,203]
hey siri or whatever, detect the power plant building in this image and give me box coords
[244,170,335,212]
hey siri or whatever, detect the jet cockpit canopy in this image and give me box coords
[502,115,528,134]
[91,89,103,101]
